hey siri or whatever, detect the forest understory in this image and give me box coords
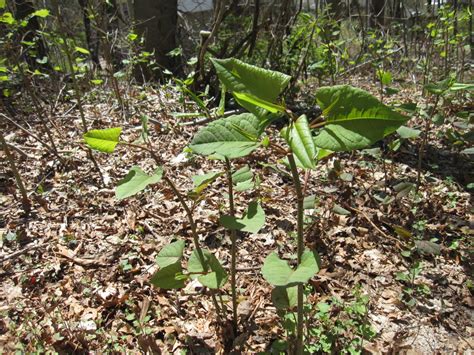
[1,71,473,353]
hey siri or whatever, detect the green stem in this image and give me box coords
[162,175,223,321]
[224,157,239,335]
[116,139,223,322]
[287,153,305,355]
[118,141,160,162]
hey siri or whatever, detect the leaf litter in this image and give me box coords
[0,79,473,353]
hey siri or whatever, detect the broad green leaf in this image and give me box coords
[189,113,262,159]
[332,204,351,215]
[211,58,290,102]
[192,171,222,188]
[220,201,265,234]
[314,85,408,151]
[397,126,421,139]
[32,9,49,18]
[393,181,415,199]
[262,250,320,286]
[232,165,254,192]
[234,179,254,192]
[83,127,122,153]
[398,102,417,113]
[232,165,253,182]
[272,286,298,309]
[317,147,333,160]
[377,70,392,86]
[281,145,332,170]
[0,0,6,9]
[424,77,453,95]
[187,249,228,289]
[115,166,163,200]
[211,58,290,117]
[150,262,186,289]
[385,87,400,96]
[303,195,316,209]
[190,171,222,197]
[233,92,286,114]
[281,115,316,169]
[155,240,185,268]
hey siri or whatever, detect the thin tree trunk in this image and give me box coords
[78,0,100,67]
[15,0,49,68]
[134,0,178,80]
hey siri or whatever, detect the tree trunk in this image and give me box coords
[14,0,49,67]
[77,0,100,67]
[370,0,384,27]
[327,0,344,19]
[134,0,178,80]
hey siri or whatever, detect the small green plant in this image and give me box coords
[272,286,376,354]
[417,77,473,190]
[395,260,430,307]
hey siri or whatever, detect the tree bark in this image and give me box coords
[134,0,178,80]
[370,0,385,27]
[77,0,100,67]
[14,0,49,67]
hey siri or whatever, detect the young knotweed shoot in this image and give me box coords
[188,110,268,334]
[189,57,409,354]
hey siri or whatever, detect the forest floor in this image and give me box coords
[0,74,473,354]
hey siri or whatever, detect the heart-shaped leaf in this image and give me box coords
[232,165,254,192]
[220,201,265,234]
[262,250,320,287]
[189,113,262,159]
[155,240,185,268]
[190,171,222,197]
[150,262,186,289]
[151,240,186,289]
[187,249,228,289]
[314,85,408,151]
[116,166,163,200]
[83,127,122,153]
[271,286,298,310]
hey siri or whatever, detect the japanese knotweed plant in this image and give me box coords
[187,58,408,354]
[83,58,408,353]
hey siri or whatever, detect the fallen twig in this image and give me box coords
[0,238,52,264]
[344,204,404,248]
